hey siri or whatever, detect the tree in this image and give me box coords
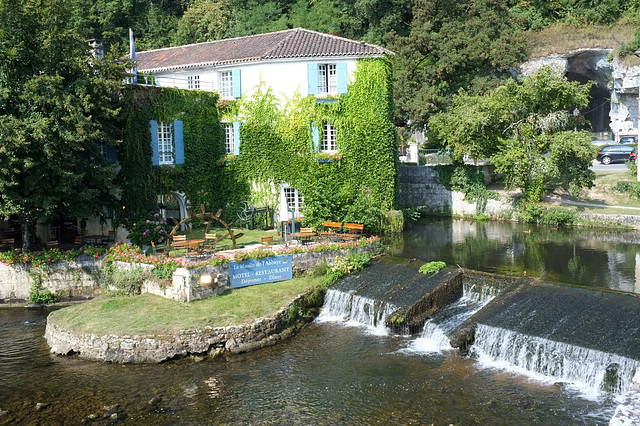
[0,0,127,251]
[387,0,528,130]
[174,0,230,45]
[429,65,596,200]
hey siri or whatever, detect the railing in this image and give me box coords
[125,74,217,92]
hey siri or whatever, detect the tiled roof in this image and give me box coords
[135,28,391,72]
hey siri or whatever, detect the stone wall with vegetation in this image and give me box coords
[0,257,103,302]
[397,166,510,216]
[1,246,376,304]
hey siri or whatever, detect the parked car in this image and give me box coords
[596,145,637,165]
[620,136,637,145]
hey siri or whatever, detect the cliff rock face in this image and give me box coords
[521,49,640,141]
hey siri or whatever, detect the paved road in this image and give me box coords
[591,160,630,171]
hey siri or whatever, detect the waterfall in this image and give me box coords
[407,282,500,353]
[471,324,640,397]
[318,288,398,332]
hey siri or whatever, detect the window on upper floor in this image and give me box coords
[222,123,234,154]
[308,62,347,96]
[187,75,200,90]
[321,123,336,152]
[157,122,174,165]
[220,71,233,98]
[318,64,337,94]
[150,120,184,166]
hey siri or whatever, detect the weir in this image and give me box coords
[321,260,640,397]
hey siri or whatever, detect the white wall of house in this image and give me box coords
[148,57,359,103]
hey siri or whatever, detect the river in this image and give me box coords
[1,218,637,425]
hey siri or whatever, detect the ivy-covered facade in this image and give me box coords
[115,29,398,233]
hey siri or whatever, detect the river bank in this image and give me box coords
[43,244,379,363]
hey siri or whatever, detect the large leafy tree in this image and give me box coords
[387,0,528,130]
[0,0,127,250]
[429,65,596,200]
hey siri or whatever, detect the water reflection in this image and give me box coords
[1,218,636,424]
[389,218,640,293]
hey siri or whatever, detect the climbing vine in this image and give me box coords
[117,57,397,233]
[234,58,398,232]
[117,86,225,226]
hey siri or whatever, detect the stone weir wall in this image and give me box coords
[45,292,308,363]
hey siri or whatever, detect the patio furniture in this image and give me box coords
[318,221,342,242]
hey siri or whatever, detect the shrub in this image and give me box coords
[29,283,60,304]
[419,261,446,274]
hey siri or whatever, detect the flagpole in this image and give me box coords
[129,28,137,84]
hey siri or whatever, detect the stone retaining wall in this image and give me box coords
[45,292,308,363]
[1,247,373,303]
[397,166,511,216]
[0,256,103,302]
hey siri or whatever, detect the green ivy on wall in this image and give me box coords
[117,86,228,226]
[117,57,397,233]
[233,58,398,233]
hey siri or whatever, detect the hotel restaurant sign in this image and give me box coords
[229,255,293,288]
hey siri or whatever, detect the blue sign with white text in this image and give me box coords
[229,256,293,288]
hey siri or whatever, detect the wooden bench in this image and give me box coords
[342,223,364,240]
[318,221,342,242]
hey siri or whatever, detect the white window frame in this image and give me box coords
[220,71,233,98]
[284,186,303,214]
[222,123,234,154]
[158,121,174,165]
[321,123,336,152]
[318,64,337,94]
[187,75,200,90]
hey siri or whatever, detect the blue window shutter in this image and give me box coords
[337,62,348,94]
[150,120,159,166]
[233,121,241,155]
[307,63,318,95]
[311,126,320,151]
[232,69,242,98]
[174,120,184,164]
[106,144,117,164]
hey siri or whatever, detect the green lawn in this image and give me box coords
[165,226,281,256]
[539,168,640,214]
[49,275,322,335]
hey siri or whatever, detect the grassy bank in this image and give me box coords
[48,275,323,335]
[540,168,640,214]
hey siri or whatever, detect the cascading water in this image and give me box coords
[407,282,500,352]
[471,324,640,397]
[318,288,398,332]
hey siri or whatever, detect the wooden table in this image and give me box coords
[289,232,316,245]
